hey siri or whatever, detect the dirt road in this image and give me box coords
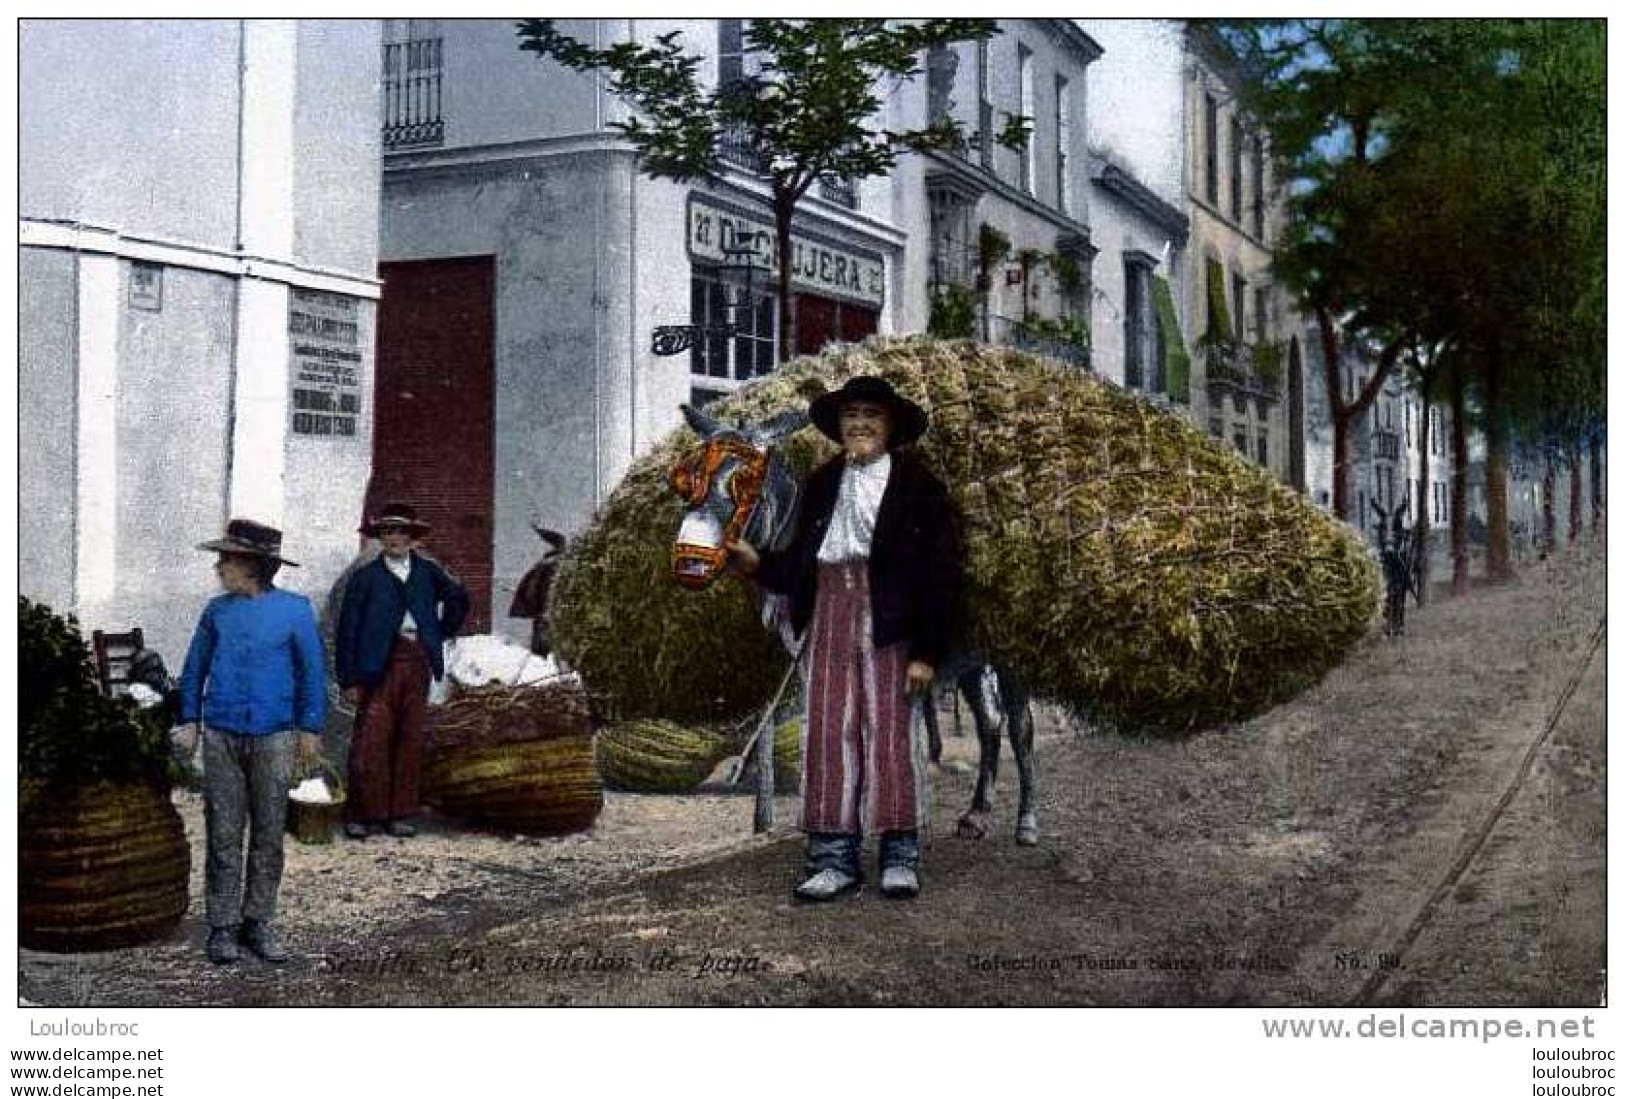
[20,539,1605,1007]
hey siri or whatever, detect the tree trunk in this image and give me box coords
[1450,369,1471,597]
[773,198,796,364]
[1590,433,1605,529]
[1483,356,1514,581]
[1415,393,1433,606]
[1541,452,1558,554]
[1317,309,1351,520]
[1568,442,1584,541]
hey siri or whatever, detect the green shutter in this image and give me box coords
[1152,275,1190,404]
[1204,258,1232,343]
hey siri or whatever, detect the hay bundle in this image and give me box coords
[552,337,1378,733]
[597,720,732,793]
[422,679,602,834]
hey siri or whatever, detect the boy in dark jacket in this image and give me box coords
[729,376,963,901]
[336,502,469,839]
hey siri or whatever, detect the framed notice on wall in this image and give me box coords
[288,288,362,437]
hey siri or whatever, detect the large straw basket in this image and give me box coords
[286,762,346,845]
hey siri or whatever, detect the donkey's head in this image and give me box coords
[668,404,807,590]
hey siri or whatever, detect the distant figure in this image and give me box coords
[509,525,566,657]
[336,502,469,841]
[1375,505,1413,638]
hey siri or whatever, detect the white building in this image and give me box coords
[19,19,382,661]
[375,18,1100,633]
[1082,19,1325,499]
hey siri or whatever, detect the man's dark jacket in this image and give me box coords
[755,452,963,666]
[336,550,469,687]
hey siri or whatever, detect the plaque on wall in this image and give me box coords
[288,288,362,438]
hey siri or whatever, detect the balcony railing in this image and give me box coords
[1204,340,1280,400]
[818,176,857,209]
[718,121,766,174]
[382,38,444,149]
[989,314,1090,370]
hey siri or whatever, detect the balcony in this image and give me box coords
[718,121,766,174]
[382,38,444,150]
[988,314,1090,370]
[818,175,857,209]
[1374,429,1402,462]
[1204,340,1281,404]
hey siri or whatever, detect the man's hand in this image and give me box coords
[177,723,201,759]
[342,686,364,707]
[906,661,935,696]
[296,732,322,771]
[725,539,760,577]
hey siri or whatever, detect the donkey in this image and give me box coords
[670,402,1039,846]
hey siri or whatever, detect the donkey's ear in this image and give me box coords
[681,403,723,439]
[753,410,809,445]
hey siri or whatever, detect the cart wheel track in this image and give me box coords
[1350,615,1606,1005]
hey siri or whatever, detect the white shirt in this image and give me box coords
[817,453,891,564]
[384,552,419,634]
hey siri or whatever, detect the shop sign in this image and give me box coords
[688,198,885,308]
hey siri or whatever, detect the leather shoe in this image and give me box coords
[384,819,417,838]
[240,920,290,964]
[794,868,859,902]
[880,866,920,899]
[343,821,372,840]
[206,927,240,965]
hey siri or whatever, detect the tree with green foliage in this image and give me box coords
[518,19,1022,362]
[1216,19,1603,585]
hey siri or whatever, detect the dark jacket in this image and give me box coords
[755,451,963,666]
[336,551,469,687]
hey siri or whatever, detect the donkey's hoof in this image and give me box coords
[956,811,991,840]
[1015,814,1039,847]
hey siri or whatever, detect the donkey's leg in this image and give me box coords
[921,692,943,765]
[955,665,1001,840]
[1000,670,1039,846]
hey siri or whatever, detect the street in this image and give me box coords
[20,539,1605,1007]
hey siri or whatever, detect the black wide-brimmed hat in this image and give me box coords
[809,375,929,447]
[359,502,432,538]
[196,518,300,567]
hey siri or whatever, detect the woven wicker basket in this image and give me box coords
[286,763,346,845]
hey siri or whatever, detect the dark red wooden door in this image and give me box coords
[373,257,496,632]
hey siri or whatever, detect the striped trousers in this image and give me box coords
[800,563,926,836]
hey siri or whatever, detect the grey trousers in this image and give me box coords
[203,728,294,929]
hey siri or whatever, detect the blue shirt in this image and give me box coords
[177,587,328,735]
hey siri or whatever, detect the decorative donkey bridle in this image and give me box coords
[667,404,808,591]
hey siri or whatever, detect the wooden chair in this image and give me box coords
[91,628,145,698]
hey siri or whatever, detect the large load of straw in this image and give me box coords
[551,337,1378,734]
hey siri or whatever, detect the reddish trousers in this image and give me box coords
[348,636,432,823]
[801,563,924,835]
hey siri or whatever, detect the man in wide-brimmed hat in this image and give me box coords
[177,518,327,965]
[728,375,964,901]
[336,502,469,841]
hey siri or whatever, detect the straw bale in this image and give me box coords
[551,337,1378,733]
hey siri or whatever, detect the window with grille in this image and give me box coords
[382,37,444,149]
[1231,273,1247,340]
[1257,429,1269,467]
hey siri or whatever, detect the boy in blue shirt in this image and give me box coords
[178,519,326,965]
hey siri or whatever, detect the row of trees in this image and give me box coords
[1213,20,1605,595]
